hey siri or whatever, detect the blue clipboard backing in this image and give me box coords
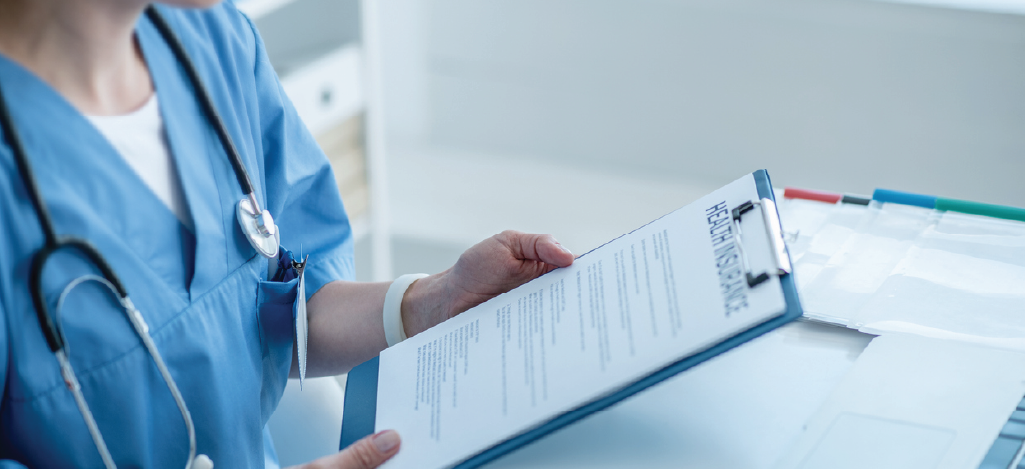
[339,354,380,450]
[340,169,803,467]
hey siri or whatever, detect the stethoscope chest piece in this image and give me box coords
[236,197,279,259]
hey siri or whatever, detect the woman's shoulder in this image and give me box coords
[154,2,263,72]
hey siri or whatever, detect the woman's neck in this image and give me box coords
[0,0,153,116]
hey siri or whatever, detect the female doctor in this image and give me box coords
[0,0,574,468]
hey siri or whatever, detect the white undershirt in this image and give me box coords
[87,95,193,230]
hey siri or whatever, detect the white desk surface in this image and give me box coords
[482,320,873,469]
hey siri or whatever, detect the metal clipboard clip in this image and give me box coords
[730,198,792,288]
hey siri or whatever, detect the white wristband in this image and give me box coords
[383,273,429,347]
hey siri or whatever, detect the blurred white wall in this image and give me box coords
[354,0,1025,281]
[374,0,430,143]
[375,0,1025,206]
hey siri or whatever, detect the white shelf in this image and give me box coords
[279,44,364,135]
[249,0,364,132]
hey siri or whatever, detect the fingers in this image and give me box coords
[305,430,400,469]
[499,231,574,268]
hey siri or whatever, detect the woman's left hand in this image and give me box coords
[400,230,575,337]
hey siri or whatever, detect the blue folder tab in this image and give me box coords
[339,170,804,467]
[872,188,938,209]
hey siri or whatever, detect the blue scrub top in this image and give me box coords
[0,3,355,468]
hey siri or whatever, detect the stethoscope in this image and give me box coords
[0,6,282,469]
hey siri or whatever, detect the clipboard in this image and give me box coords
[339,169,803,467]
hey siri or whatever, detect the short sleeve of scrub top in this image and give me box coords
[0,3,354,468]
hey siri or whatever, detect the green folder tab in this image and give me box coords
[935,198,1025,223]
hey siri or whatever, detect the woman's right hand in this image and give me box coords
[289,430,400,469]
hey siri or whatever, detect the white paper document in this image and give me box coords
[375,174,790,469]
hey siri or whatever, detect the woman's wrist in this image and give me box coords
[400,270,460,338]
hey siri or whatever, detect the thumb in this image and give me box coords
[499,231,574,268]
[535,234,574,268]
[309,430,401,469]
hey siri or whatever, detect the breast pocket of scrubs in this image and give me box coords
[256,276,298,421]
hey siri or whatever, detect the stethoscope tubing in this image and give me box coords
[31,238,128,352]
[144,7,257,201]
[0,62,130,354]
